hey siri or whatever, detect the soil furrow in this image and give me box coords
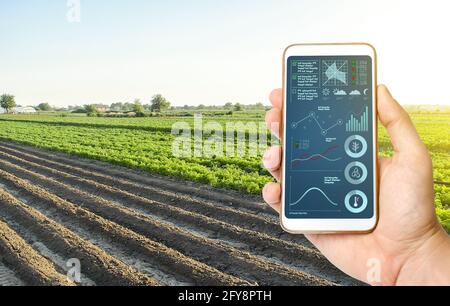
[0,151,326,266]
[0,218,74,286]
[0,211,97,286]
[0,143,310,247]
[0,167,250,286]
[0,183,158,286]
[0,156,334,286]
[0,262,24,286]
[0,148,338,280]
[0,141,270,214]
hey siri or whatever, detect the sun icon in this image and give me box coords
[322,88,330,96]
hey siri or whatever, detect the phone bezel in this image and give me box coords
[281,43,379,234]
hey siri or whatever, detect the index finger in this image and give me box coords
[269,89,283,109]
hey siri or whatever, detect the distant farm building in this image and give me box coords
[0,106,37,114]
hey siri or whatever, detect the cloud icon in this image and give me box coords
[333,89,347,96]
[349,90,362,96]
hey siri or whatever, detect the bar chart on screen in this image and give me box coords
[346,106,369,132]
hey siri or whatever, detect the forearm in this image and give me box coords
[396,228,450,286]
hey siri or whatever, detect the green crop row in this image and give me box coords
[0,121,272,193]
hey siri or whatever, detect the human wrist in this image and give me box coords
[396,226,450,286]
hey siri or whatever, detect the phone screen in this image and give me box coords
[285,56,374,219]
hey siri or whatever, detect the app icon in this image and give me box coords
[345,190,368,214]
[344,162,368,185]
[344,135,368,158]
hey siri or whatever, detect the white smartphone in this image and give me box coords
[281,43,379,234]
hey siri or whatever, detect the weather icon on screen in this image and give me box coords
[349,90,361,96]
[333,89,347,96]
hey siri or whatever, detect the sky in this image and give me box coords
[1,0,449,107]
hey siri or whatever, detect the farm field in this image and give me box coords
[0,141,354,286]
[0,111,448,285]
[0,111,448,230]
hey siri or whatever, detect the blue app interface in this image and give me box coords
[285,56,374,219]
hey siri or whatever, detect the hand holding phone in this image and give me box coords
[263,53,449,284]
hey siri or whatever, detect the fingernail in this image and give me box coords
[263,150,273,169]
[381,84,392,97]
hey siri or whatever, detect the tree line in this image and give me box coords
[82,95,171,116]
[0,94,171,114]
[1,92,267,115]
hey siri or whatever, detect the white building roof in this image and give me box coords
[0,106,37,114]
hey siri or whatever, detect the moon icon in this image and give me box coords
[363,88,369,95]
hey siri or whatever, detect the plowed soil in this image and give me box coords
[0,141,358,286]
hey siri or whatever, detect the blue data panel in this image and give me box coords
[285,56,374,219]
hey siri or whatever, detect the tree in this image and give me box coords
[234,103,243,111]
[255,102,265,109]
[110,102,124,112]
[224,102,233,109]
[123,102,134,112]
[150,94,170,112]
[84,104,98,116]
[37,102,52,111]
[0,94,16,113]
[132,99,145,113]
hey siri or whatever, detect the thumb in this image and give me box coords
[377,85,426,156]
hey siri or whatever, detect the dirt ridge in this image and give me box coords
[0,141,357,286]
